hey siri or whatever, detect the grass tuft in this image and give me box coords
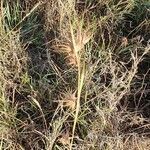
[0,0,150,149]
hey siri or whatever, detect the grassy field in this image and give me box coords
[0,0,150,149]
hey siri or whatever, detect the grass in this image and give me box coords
[0,0,150,149]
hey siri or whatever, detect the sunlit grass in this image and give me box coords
[0,0,150,149]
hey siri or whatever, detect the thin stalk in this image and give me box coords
[69,21,85,150]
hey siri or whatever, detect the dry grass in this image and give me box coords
[0,0,150,150]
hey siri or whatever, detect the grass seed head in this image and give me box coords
[58,130,70,145]
[53,26,93,67]
[60,90,76,110]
